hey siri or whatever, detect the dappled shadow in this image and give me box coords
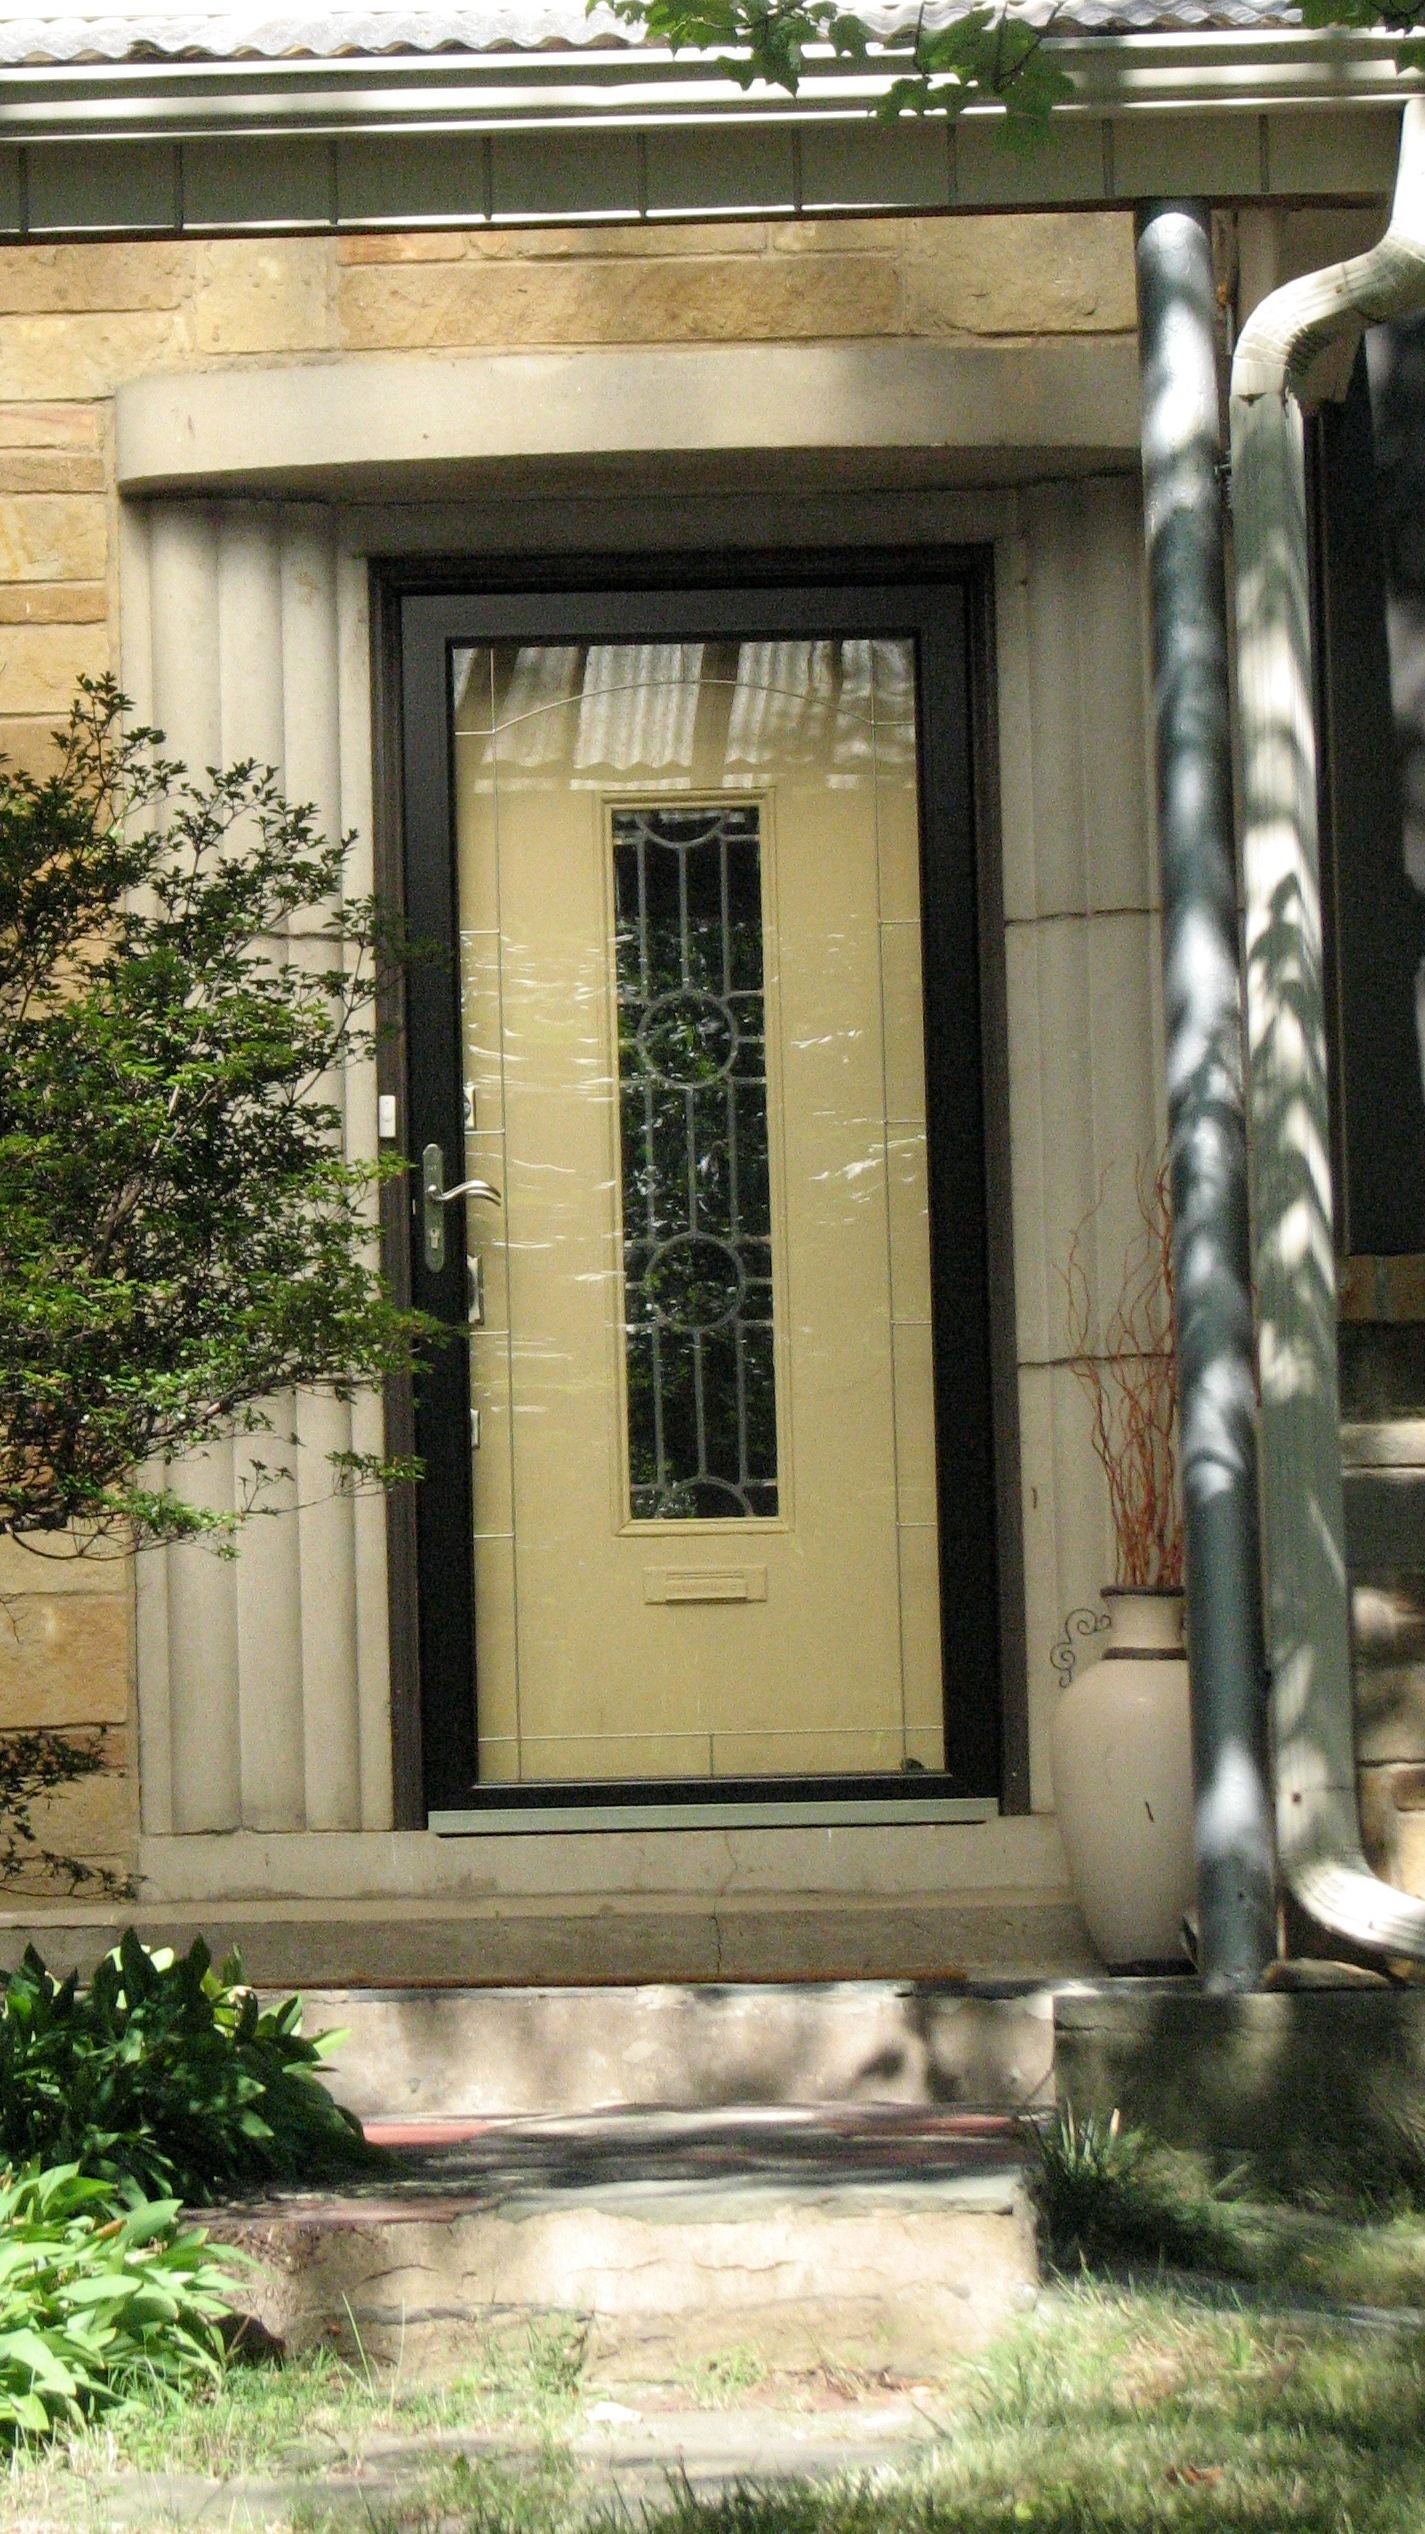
[1236,375,1371,1913]
[212,2103,1025,2219]
[1058,1985,1425,2202]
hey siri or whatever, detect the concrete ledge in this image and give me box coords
[1055,1985,1425,2186]
[0,1902,1095,1988]
[115,339,1139,500]
[284,1981,1057,2122]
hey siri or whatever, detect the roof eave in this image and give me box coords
[0,28,1414,143]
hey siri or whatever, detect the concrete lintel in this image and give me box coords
[114,338,1140,501]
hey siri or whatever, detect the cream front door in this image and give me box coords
[451,630,943,1787]
[399,579,1001,1809]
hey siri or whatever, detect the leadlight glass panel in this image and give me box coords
[612,804,778,1520]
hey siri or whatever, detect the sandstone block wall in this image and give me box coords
[0,207,1136,1893]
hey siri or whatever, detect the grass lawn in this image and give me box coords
[8,2121,1425,2532]
[4,2273,1425,2532]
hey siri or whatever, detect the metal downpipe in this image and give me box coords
[1137,202,1278,1988]
[1232,97,1425,1959]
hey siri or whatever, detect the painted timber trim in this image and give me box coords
[0,37,1410,236]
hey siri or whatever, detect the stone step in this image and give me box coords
[207,2107,1038,2378]
[282,1979,1059,2122]
[0,1900,1095,1988]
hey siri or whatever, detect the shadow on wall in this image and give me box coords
[1320,323,1425,1256]
[1055,1986,1425,2198]
[313,1984,1058,2124]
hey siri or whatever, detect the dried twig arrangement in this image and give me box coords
[1061,1156,1183,1591]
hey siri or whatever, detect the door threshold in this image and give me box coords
[429,1796,999,1835]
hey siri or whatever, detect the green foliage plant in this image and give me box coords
[1029,2104,1231,2271]
[0,673,429,1563]
[603,0,1425,142]
[0,2163,236,2443]
[0,676,433,1893]
[1302,0,1425,35]
[598,1,1073,141]
[0,1932,377,2205]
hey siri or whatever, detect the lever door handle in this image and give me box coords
[442,1178,502,1208]
[422,1143,502,1273]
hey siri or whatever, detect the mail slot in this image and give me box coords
[644,1568,768,1605]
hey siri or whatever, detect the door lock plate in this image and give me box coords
[422,1142,449,1273]
[422,1142,502,1273]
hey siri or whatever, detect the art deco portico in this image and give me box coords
[0,0,1418,1985]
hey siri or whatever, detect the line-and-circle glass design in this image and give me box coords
[613,803,778,1521]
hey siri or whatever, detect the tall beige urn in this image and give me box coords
[1050,1586,1196,1970]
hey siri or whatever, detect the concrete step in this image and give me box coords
[0,1900,1095,1988]
[206,2107,1038,2377]
[286,1979,1059,2122]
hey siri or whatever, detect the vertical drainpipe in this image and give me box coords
[1233,97,1425,1960]
[1136,202,1278,1989]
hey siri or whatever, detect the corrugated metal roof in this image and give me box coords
[0,0,1306,69]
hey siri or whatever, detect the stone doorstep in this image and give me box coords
[202,2109,1038,2380]
[265,1979,1059,2123]
[0,1903,1098,1989]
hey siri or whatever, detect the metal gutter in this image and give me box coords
[1232,92,1425,1960]
[0,24,1401,239]
[0,31,1413,141]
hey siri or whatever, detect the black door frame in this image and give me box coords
[380,548,1023,1819]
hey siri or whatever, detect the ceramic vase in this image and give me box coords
[1050,1586,1195,1970]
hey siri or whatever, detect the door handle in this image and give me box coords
[421,1142,502,1273]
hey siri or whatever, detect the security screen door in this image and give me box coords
[398,573,1002,1816]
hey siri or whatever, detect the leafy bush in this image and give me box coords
[0,674,428,1559]
[0,1932,378,2206]
[0,2163,236,2441]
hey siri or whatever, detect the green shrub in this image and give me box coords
[1029,2104,1232,2270]
[0,2163,237,2441]
[0,1932,379,2206]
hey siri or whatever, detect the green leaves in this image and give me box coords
[0,2163,238,2443]
[599,0,1073,131]
[0,1934,379,2207]
[0,675,436,1557]
[1300,0,1425,24]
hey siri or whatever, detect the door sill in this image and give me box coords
[429,1794,999,1835]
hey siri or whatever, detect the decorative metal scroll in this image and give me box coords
[612,803,778,1521]
[1050,1606,1111,1690]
